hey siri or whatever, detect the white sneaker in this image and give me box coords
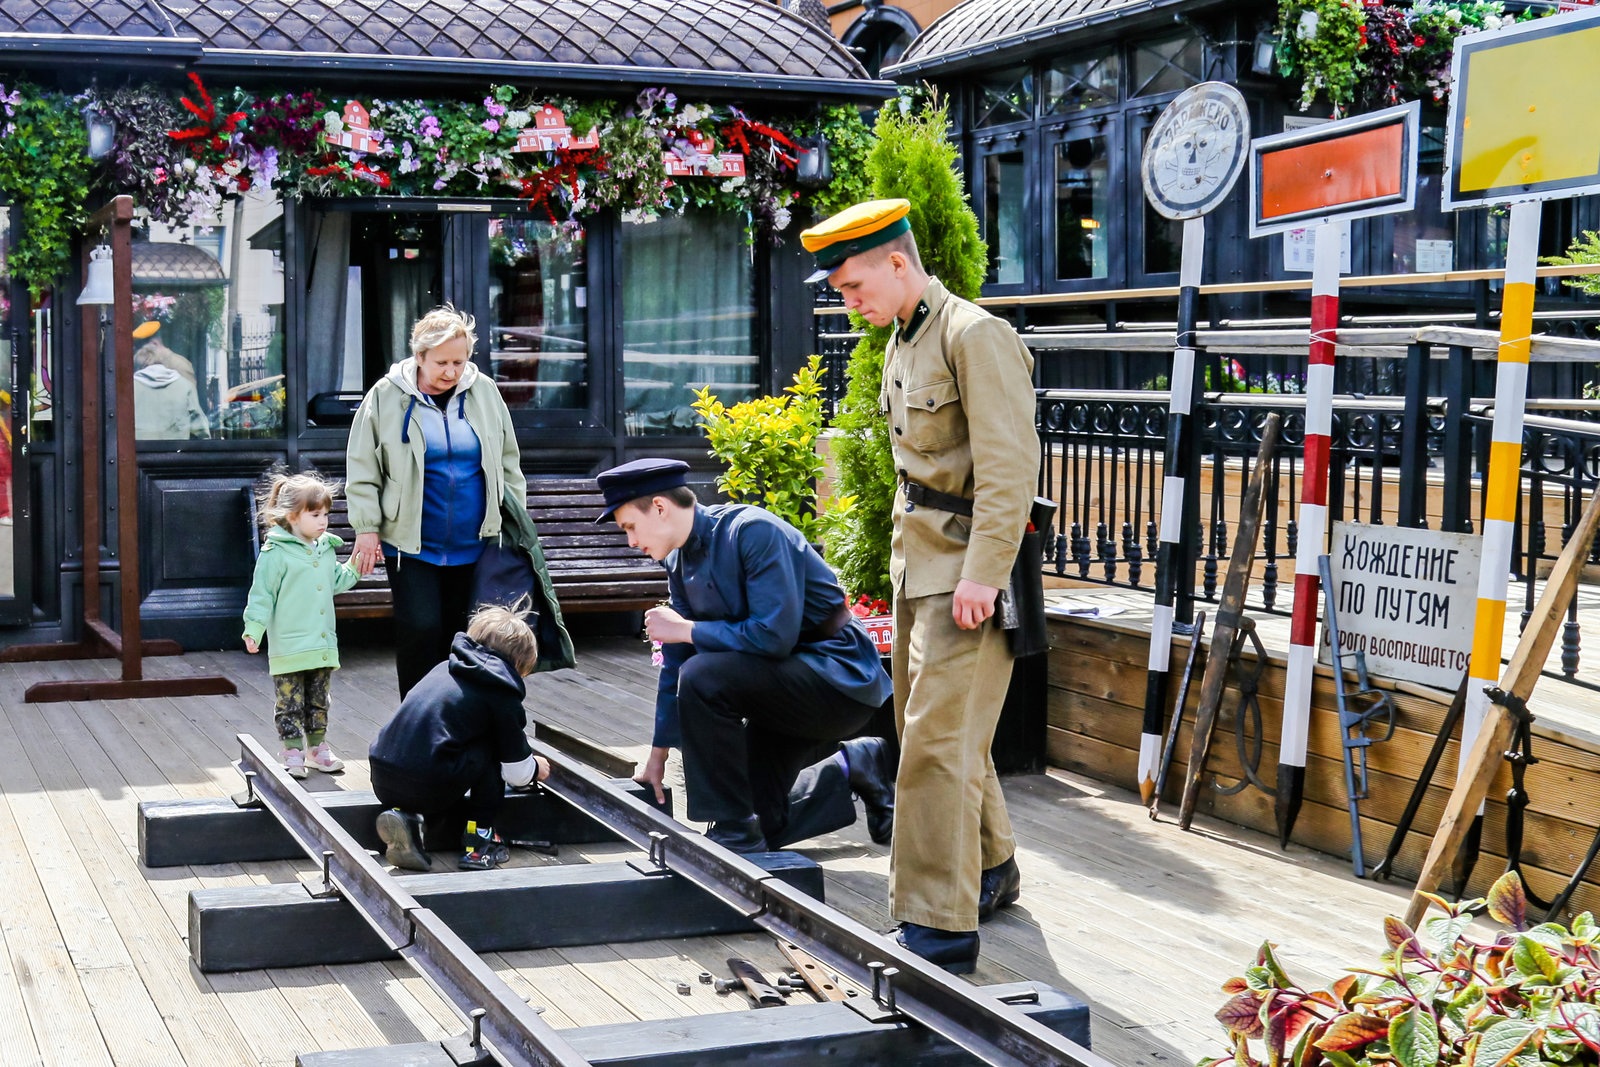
[281,747,309,779]
[306,743,344,774]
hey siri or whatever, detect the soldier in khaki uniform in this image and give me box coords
[801,200,1039,973]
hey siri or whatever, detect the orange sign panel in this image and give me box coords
[1258,124,1405,220]
[1248,102,1419,237]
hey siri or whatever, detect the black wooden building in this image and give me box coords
[0,0,888,649]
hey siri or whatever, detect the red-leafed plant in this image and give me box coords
[1205,872,1600,1067]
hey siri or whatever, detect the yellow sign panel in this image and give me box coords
[1445,8,1600,208]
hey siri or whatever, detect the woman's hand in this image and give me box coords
[644,605,693,645]
[352,532,382,576]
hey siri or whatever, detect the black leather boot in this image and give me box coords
[895,922,979,975]
[840,736,896,845]
[978,855,1021,922]
[706,815,770,854]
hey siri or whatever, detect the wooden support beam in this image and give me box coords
[1402,487,1600,928]
[190,852,822,972]
[296,982,1089,1067]
[139,781,672,868]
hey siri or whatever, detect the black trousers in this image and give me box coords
[677,651,879,848]
[370,752,502,851]
[388,556,477,699]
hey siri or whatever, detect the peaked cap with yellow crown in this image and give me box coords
[799,199,911,282]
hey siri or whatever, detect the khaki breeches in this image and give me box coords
[888,589,1017,931]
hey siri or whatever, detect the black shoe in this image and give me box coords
[895,923,978,975]
[460,823,507,871]
[978,856,1021,922]
[840,737,896,845]
[376,809,433,872]
[706,816,769,854]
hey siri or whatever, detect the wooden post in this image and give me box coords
[1177,413,1281,831]
[0,196,235,702]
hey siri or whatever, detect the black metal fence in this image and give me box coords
[1032,340,1600,681]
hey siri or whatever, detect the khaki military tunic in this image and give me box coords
[882,277,1040,932]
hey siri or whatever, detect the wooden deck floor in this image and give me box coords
[0,636,1452,1067]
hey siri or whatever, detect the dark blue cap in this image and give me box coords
[594,458,691,523]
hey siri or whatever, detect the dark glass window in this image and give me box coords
[984,150,1028,285]
[1390,127,1455,274]
[1043,52,1120,115]
[488,217,588,411]
[1054,136,1111,280]
[1138,125,1184,275]
[303,211,443,426]
[132,196,288,440]
[621,212,758,436]
[974,67,1035,127]
[1132,33,1204,97]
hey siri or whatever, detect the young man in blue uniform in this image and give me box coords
[595,458,896,853]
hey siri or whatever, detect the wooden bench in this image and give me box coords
[253,478,667,620]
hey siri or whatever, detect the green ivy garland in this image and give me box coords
[0,82,91,299]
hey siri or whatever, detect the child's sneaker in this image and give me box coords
[460,822,510,870]
[281,747,308,780]
[376,809,433,871]
[305,742,344,774]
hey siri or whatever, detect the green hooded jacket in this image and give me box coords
[242,526,361,674]
[344,358,526,555]
[492,486,578,674]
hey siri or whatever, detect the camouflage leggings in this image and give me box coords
[274,667,332,747]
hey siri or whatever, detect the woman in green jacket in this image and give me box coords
[345,304,527,697]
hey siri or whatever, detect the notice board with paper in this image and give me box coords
[1319,522,1482,689]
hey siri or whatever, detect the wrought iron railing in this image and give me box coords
[1034,339,1600,680]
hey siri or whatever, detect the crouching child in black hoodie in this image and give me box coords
[369,598,550,871]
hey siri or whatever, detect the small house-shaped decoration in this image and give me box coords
[513,105,601,153]
[326,100,382,154]
[663,130,746,177]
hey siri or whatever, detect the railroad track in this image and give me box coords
[209,733,1104,1067]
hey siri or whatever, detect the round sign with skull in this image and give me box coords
[1141,82,1250,220]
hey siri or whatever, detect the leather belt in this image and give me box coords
[798,600,854,645]
[902,477,974,517]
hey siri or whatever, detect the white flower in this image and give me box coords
[772,207,792,231]
[182,158,198,174]
[720,176,746,192]
[707,156,723,175]
[679,104,705,126]
[506,110,530,129]
[324,110,344,134]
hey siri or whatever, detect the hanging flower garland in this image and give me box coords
[79,76,866,241]
[1273,0,1532,116]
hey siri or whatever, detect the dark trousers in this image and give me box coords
[370,752,502,851]
[677,651,878,848]
[388,556,477,699]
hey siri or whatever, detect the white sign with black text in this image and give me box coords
[1318,522,1482,689]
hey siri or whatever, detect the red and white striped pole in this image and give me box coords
[1276,219,1341,848]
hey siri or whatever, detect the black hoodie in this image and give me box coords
[369,633,533,785]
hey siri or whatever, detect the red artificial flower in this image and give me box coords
[167,73,246,155]
[1413,33,1426,46]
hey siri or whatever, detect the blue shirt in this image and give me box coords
[384,389,486,567]
[653,504,893,748]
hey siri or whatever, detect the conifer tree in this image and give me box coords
[822,94,986,602]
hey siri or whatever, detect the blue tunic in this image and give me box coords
[383,389,486,567]
[652,504,893,748]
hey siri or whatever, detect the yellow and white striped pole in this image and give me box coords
[1463,199,1541,783]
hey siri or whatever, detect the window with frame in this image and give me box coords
[1132,32,1204,98]
[302,210,443,428]
[132,195,287,440]
[974,66,1035,127]
[621,212,758,437]
[1054,135,1111,280]
[488,217,588,411]
[1043,51,1120,115]
[985,150,1028,285]
[1389,127,1455,274]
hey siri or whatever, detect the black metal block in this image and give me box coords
[296,982,1090,1066]
[140,781,672,868]
[190,851,820,972]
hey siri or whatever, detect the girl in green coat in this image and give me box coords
[243,473,361,779]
